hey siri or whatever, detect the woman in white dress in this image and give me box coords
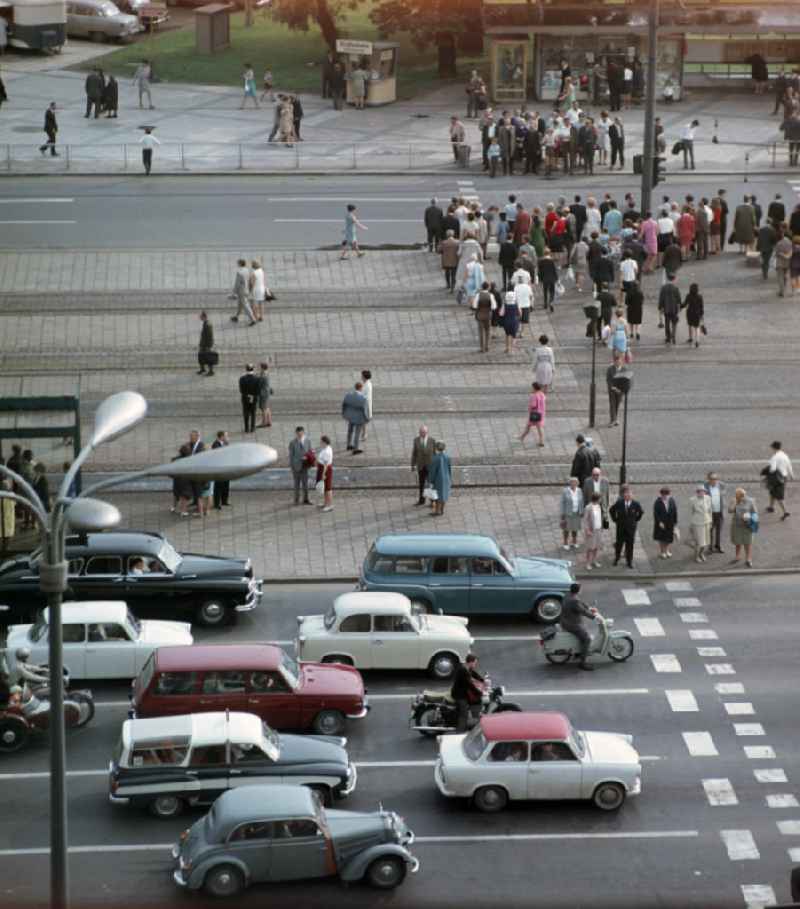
[533,334,555,392]
[249,259,265,322]
[582,492,604,569]
[596,111,612,165]
[360,369,373,441]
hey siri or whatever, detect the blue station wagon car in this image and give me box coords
[358,534,574,623]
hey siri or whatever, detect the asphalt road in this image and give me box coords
[1,578,798,909]
[0,173,795,250]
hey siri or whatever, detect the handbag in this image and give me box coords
[673,527,681,544]
[555,281,566,297]
[303,449,316,468]
[602,517,609,530]
[207,350,219,366]
[423,485,438,502]
[671,140,684,156]
[314,479,325,494]
[529,411,542,423]
[700,322,708,335]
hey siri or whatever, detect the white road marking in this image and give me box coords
[665,690,698,712]
[755,769,788,784]
[703,778,738,806]
[740,883,777,908]
[789,847,800,862]
[689,629,719,640]
[665,581,693,592]
[721,829,760,860]
[623,589,651,606]
[265,197,439,203]
[651,654,682,673]
[274,218,420,223]
[766,794,798,808]
[680,612,708,623]
[716,683,745,694]
[634,618,665,637]
[706,663,736,675]
[734,724,765,736]
[0,198,74,204]
[674,597,702,608]
[683,732,718,757]
[745,746,776,759]
[698,647,726,657]
[725,703,755,716]
[778,820,800,835]
[0,220,77,225]
[472,635,541,641]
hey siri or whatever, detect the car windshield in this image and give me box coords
[204,807,217,841]
[126,609,141,638]
[280,651,299,688]
[499,546,515,571]
[569,728,586,759]
[323,606,337,631]
[157,542,181,573]
[29,614,47,643]
[462,727,488,762]
[261,723,280,759]
[100,1,119,14]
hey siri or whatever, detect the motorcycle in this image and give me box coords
[409,676,521,737]
[539,609,634,666]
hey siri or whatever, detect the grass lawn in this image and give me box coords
[79,4,486,100]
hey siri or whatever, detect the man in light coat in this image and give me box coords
[411,425,436,506]
[341,382,369,454]
[582,467,610,524]
[230,259,256,326]
[288,426,313,505]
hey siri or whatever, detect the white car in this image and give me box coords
[6,601,193,680]
[435,711,642,813]
[295,592,473,679]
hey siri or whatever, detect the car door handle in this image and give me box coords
[373,639,383,645]
[247,698,261,704]
[472,583,484,588]
[86,648,97,653]
[186,771,198,777]
[229,770,242,776]
[429,583,442,587]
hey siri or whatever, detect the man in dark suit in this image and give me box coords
[197,311,215,376]
[442,205,460,240]
[570,195,587,240]
[39,102,58,157]
[610,485,644,569]
[411,425,436,505]
[211,430,230,509]
[288,426,313,505]
[424,198,444,252]
[238,364,260,434]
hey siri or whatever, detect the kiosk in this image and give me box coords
[336,38,400,106]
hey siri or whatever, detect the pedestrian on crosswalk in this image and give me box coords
[340,204,367,260]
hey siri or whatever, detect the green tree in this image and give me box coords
[370,0,483,78]
[270,0,364,51]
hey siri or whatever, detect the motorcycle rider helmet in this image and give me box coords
[15,647,31,663]
[569,583,581,594]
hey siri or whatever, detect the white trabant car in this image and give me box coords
[5,601,193,680]
[295,592,473,680]
[435,711,642,813]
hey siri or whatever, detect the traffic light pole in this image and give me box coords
[640,0,659,216]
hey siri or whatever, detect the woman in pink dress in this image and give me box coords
[677,207,696,261]
[519,381,546,447]
[639,211,658,274]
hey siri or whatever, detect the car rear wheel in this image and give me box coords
[321,654,353,666]
[428,652,458,680]
[0,716,29,753]
[204,864,244,898]
[148,795,184,819]
[473,785,508,813]
[312,709,345,736]
[197,598,230,627]
[593,782,626,811]
[307,784,333,807]
[532,597,563,624]
[365,855,406,890]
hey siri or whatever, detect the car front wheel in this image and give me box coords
[365,855,407,890]
[593,782,626,811]
[197,598,230,627]
[312,709,345,736]
[204,864,244,898]
[473,785,508,813]
[428,652,458,680]
[532,596,562,624]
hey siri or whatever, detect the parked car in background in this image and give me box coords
[0,531,262,627]
[172,785,418,896]
[110,711,356,818]
[358,534,575,623]
[65,0,141,40]
[131,644,369,737]
[295,592,473,680]
[435,711,642,813]
[5,601,192,680]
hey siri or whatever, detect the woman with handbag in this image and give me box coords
[427,441,452,517]
[519,381,546,447]
[315,435,334,513]
[653,487,678,559]
[682,283,705,349]
[729,487,757,567]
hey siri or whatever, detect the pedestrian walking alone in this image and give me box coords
[341,204,367,259]
[519,381,546,447]
[230,259,256,325]
[133,60,154,110]
[765,440,793,519]
[197,310,216,376]
[682,283,704,348]
[653,487,678,559]
[729,487,757,567]
[139,127,160,175]
[688,485,712,562]
[241,64,259,109]
[39,102,58,157]
[533,336,555,392]
[238,364,259,434]
[427,441,452,517]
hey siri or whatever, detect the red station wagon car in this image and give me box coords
[130,644,369,737]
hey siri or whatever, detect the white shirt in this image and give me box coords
[140,134,161,149]
[568,488,580,512]
[769,450,794,479]
[511,267,531,286]
[624,67,633,81]
[681,123,695,141]
[619,259,638,282]
[317,445,333,468]
[565,108,580,126]
[588,502,602,530]
[657,216,674,234]
[455,205,469,226]
[514,283,532,310]
[362,379,373,419]
[251,267,266,300]
[585,207,601,236]
[708,484,721,513]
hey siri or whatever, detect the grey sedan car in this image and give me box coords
[173,785,418,896]
[66,0,141,41]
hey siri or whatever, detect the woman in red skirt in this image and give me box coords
[316,435,334,512]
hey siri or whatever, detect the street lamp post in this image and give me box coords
[0,392,277,909]
[610,369,633,487]
[583,301,601,428]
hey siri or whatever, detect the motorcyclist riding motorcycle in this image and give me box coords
[13,648,51,689]
[560,583,597,671]
[450,653,485,731]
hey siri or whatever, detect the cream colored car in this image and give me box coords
[295,592,473,680]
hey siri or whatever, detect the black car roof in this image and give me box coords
[64,531,166,556]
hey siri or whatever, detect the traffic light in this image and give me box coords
[652,156,667,187]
